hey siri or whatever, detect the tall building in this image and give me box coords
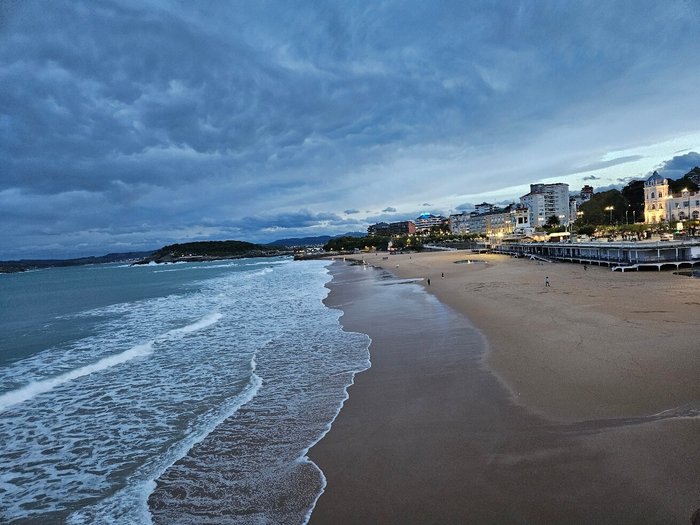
[448,212,471,234]
[644,171,700,224]
[520,183,570,227]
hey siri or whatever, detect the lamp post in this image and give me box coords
[605,206,614,225]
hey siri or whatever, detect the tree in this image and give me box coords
[323,236,389,252]
[545,215,560,228]
[668,171,700,193]
[576,225,596,236]
[579,190,628,225]
[621,180,645,222]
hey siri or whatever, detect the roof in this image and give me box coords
[646,171,666,184]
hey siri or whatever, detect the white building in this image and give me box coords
[474,202,494,215]
[462,204,530,236]
[644,171,700,224]
[520,183,570,228]
[448,212,471,234]
[414,213,448,232]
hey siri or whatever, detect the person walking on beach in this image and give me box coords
[583,264,588,271]
[427,278,431,286]
[545,276,550,287]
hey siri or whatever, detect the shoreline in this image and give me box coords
[351,250,700,422]
[308,256,700,522]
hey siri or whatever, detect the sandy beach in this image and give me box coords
[309,252,700,523]
[368,251,700,421]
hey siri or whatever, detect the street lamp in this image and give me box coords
[605,205,614,225]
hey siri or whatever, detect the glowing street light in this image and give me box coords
[604,205,614,225]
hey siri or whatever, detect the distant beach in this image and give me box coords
[309,253,700,523]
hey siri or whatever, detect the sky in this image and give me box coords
[2,0,700,259]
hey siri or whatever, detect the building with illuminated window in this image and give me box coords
[449,204,530,236]
[644,171,700,224]
[414,213,448,232]
[367,220,416,236]
[520,183,570,227]
[448,212,471,234]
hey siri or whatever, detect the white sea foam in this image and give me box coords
[67,355,263,525]
[165,312,222,337]
[0,312,221,413]
[0,342,154,412]
[1,257,370,524]
[153,263,238,273]
[301,333,371,525]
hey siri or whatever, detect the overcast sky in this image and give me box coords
[2,0,700,258]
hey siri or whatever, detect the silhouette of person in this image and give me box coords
[545,276,550,287]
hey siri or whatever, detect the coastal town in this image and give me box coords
[333,168,700,273]
[368,169,700,241]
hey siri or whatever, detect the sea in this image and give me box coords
[0,257,370,524]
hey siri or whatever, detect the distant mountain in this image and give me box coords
[0,251,155,273]
[268,232,365,247]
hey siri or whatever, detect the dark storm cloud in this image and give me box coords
[656,151,700,180]
[2,1,700,257]
[583,175,600,181]
[230,210,348,232]
[344,209,360,215]
[568,155,643,176]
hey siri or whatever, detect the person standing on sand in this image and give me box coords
[545,276,550,287]
[427,278,431,285]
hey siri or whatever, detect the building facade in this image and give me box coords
[367,220,416,236]
[456,204,530,236]
[520,183,570,228]
[644,171,700,224]
[414,213,448,232]
[448,212,471,234]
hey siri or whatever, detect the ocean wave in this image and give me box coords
[0,312,222,413]
[0,342,154,412]
[67,355,263,525]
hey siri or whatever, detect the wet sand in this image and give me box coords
[308,256,700,523]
